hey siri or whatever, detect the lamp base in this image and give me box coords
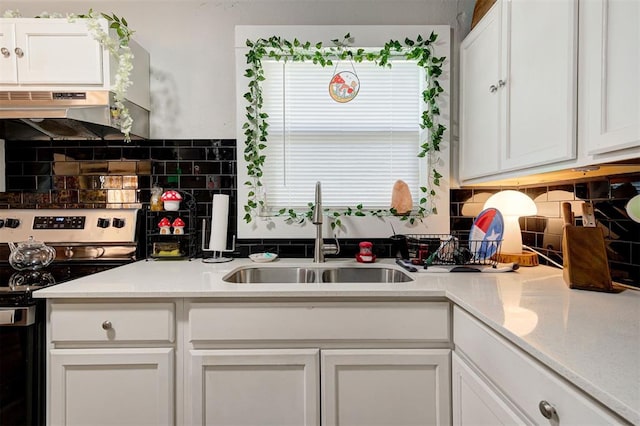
[495,252,539,267]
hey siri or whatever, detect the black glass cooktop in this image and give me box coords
[0,263,125,305]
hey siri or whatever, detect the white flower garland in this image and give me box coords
[2,9,135,142]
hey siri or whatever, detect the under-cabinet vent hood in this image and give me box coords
[0,90,149,140]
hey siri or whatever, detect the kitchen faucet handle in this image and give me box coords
[324,234,340,257]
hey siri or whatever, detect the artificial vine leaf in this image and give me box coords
[242,33,446,225]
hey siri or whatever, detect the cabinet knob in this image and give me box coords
[101,320,113,330]
[1,47,9,58]
[14,47,24,58]
[489,84,498,93]
[498,79,506,87]
[538,400,557,420]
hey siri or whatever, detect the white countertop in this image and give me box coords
[34,258,640,424]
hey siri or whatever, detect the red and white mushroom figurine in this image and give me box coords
[161,190,182,211]
[158,217,172,234]
[172,217,185,235]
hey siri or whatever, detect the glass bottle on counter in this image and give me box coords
[150,185,164,211]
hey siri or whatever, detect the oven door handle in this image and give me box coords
[0,306,36,326]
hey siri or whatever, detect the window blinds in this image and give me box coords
[260,59,425,209]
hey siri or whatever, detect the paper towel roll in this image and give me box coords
[209,194,229,251]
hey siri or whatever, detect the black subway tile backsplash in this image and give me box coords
[451,177,640,287]
[2,137,638,286]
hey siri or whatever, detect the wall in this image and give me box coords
[2,139,638,287]
[2,0,475,141]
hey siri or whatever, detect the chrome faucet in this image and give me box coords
[312,181,340,263]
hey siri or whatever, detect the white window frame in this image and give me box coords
[235,25,450,239]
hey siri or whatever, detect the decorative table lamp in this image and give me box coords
[483,190,539,266]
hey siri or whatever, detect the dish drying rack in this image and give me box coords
[405,233,502,267]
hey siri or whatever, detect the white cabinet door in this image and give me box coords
[459,0,578,183]
[187,349,319,426]
[0,19,105,87]
[452,352,525,425]
[0,22,17,84]
[580,0,640,156]
[501,0,578,171]
[49,348,174,426]
[459,2,502,180]
[321,349,451,426]
[14,21,104,85]
[454,306,624,425]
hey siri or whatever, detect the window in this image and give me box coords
[235,25,450,238]
[260,60,426,209]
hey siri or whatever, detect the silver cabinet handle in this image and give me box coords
[498,79,506,87]
[0,307,36,326]
[538,400,557,420]
[14,47,24,58]
[1,47,9,58]
[102,320,113,330]
[489,84,498,93]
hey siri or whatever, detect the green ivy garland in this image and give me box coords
[242,33,446,229]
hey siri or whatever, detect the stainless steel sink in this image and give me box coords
[321,267,413,283]
[222,267,316,283]
[222,266,413,283]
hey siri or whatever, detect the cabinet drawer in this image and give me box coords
[453,306,623,424]
[189,301,450,344]
[51,302,175,344]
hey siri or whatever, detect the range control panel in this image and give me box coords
[33,216,87,230]
[0,209,138,243]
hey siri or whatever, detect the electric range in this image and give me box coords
[0,208,140,426]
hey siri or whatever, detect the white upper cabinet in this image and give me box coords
[501,0,577,170]
[0,18,150,110]
[459,2,502,180]
[0,20,105,86]
[579,0,640,157]
[460,0,579,183]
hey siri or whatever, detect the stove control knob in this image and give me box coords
[5,218,20,228]
[0,219,4,228]
[97,218,110,228]
[112,218,125,228]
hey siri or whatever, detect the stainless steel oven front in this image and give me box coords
[0,302,44,426]
[0,208,140,425]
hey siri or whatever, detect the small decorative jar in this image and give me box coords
[172,217,185,235]
[158,217,172,235]
[161,190,182,211]
[150,185,164,211]
[356,241,376,263]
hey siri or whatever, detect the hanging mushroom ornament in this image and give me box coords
[329,71,360,103]
[161,190,182,211]
[172,217,185,235]
[158,217,172,235]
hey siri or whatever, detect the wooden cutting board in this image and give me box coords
[561,202,613,292]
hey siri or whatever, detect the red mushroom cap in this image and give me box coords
[172,217,185,227]
[158,217,172,227]
[161,190,183,201]
[331,74,345,84]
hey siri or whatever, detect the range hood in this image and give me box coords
[0,90,149,141]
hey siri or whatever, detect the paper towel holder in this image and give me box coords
[201,219,236,263]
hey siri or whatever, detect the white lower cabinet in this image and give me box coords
[453,306,625,425]
[187,348,450,426]
[452,351,525,425]
[49,348,174,426]
[47,301,177,426]
[188,349,320,426]
[185,301,452,426]
[322,349,451,426]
